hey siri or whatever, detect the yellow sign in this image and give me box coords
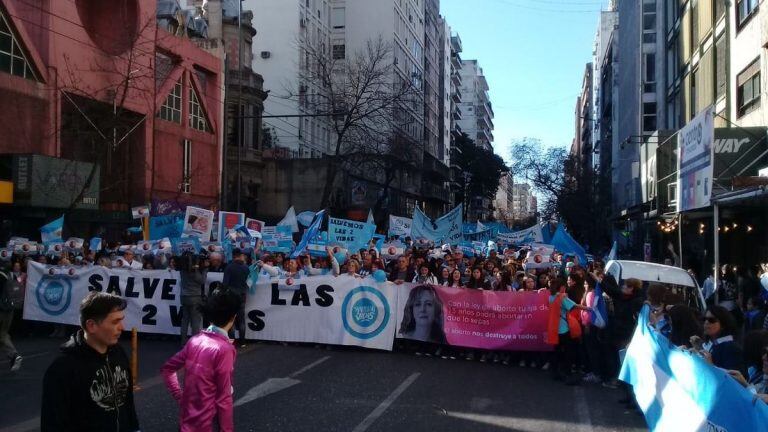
[0,181,13,204]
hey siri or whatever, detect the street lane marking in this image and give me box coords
[234,355,331,407]
[351,372,420,432]
[234,377,302,407]
[289,355,331,378]
[573,386,593,431]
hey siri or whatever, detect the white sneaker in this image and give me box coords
[10,355,22,372]
[541,362,550,371]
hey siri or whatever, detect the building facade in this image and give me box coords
[493,172,513,224]
[456,59,494,151]
[512,183,536,222]
[0,0,223,239]
[248,0,334,158]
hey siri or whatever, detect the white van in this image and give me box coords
[604,260,706,312]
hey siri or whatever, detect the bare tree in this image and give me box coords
[280,36,423,209]
[510,137,608,249]
[52,16,159,214]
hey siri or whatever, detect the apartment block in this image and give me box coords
[457,60,494,150]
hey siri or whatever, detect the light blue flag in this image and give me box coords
[550,224,587,265]
[291,210,325,259]
[606,240,618,262]
[149,213,184,240]
[328,216,375,253]
[89,237,102,252]
[366,209,375,224]
[40,215,64,244]
[411,205,463,246]
[465,228,494,243]
[620,305,768,431]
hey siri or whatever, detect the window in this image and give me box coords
[644,53,656,83]
[188,84,209,131]
[0,8,37,80]
[331,8,345,29]
[332,44,345,59]
[691,68,698,114]
[182,139,192,193]
[643,102,657,132]
[158,80,182,123]
[737,0,758,27]
[715,36,726,99]
[642,32,656,44]
[737,58,761,117]
[643,12,656,31]
[691,0,699,43]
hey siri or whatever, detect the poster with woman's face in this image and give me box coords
[398,285,447,344]
[183,207,214,242]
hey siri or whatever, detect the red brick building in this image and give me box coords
[0,0,223,239]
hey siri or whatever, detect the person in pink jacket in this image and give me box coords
[161,288,243,432]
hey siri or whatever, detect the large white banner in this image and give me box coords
[240,275,397,350]
[497,223,544,245]
[677,106,714,211]
[24,262,186,334]
[23,263,397,351]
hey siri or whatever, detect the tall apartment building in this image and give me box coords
[592,6,618,172]
[248,0,333,158]
[493,172,514,224]
[457,60,494,150]
[512,183,535,221]
[572,63,594,178]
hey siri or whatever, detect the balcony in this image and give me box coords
[451,52,462,69]
[421,181,450,203]
[451,70,462,86]
[422,153,451,181]
[476,114,492,130]
[476,129,491,144]
[451,34,463,53]
[451,88,462,103]
[452,108,462,121]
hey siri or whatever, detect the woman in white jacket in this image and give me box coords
[412,264,438,285]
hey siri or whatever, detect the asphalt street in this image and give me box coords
[1,335,647,432]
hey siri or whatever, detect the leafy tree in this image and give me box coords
[510,137,608,251]
[453,133,509,217]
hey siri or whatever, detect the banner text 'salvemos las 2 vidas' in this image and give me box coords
[24,262,551,352]
[395,285,551,351]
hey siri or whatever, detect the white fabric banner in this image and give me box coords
[388,215,412,238]
[23,263,397,351]
[24,262,186,334]
[241,275,397,351]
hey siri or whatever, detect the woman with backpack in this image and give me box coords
[546,277,590,385]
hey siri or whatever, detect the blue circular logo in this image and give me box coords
[342,286,390,340]
[36,278,72,316]
[352,297,378,327]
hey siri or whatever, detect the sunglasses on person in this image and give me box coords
[703,316,719,324]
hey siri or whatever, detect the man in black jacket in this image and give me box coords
[41,291,140,432]
[223,249,249,347]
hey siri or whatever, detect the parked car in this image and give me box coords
[605,260,706,312]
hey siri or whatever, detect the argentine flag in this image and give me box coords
[590,282,608,329]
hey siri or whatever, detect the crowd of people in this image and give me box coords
[1,234,768,430]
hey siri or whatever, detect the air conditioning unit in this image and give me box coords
[261,51,271,59]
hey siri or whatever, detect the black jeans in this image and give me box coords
[552,333,578,379]
[229,293,247,344]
